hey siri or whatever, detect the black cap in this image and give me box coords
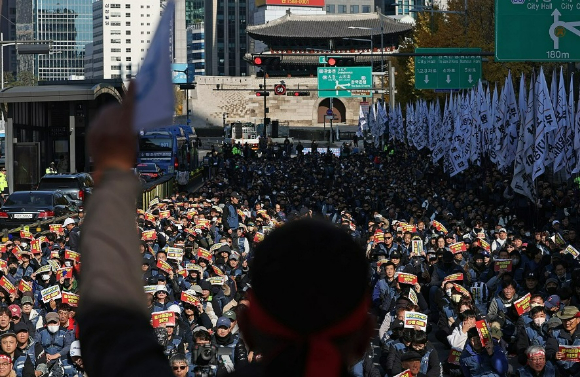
[14,322,28,333]
[199,280,212,291]
[231,192,241,199]
[525,271,538,280]
[443,250,454,263]
[390,251,402,260]
[401,351,422,362]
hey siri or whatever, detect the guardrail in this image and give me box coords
[1,213,79,241]
[139,168,203,210]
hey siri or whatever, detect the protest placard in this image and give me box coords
[411,239,423,257]
[166,247,184,261]
[453,283,471,298]
[494,259,513,272]
[30,239,41,255]
[0,276,15,295]
[559,345,580,362]
[447,348,463,365]
[159,210,170,219]
[197,248,212,262]
[393,371,412,377]
[156,259,172,274]
[397,273,418,286]
[432,220,448,234]
[480,239,491,251]
[208,276,226,286]
[181,291,201,306]
[64,250,80,263]
[408,289,418,306]
[476,320,492,347]
[49,224,64,235]
[35,265,51,275]
[403,311,427,332]
[19,231,33,239]
[41,285,62,303]
[564,245,580,259]
[151,311,176,328]
[144,285,158,294]
[142,229,157,241]
[253,232,265,243]
[149,198,159,207]
[56,267,73,281]
[443,273,463,283]
[18,279,32,293]
[62,292,79,307]
[514,293,531,315]
[212,265,225,277]
[144,213,156,223]
[449,242,467,254]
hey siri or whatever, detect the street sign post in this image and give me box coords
[414,48,481,90]
[317,67,372,98]
[496,0,580,62]
[274,84,287,95]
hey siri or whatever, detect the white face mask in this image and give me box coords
[533,317,546,327]
[446,289,452,297]
[42,274,50,281]
[47,325,59,334]
[64,261,72,267]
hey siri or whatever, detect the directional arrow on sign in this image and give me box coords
[446,75,451,84]
[424,75,429,83]
[468,75,473,83]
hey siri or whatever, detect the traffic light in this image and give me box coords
[255,91,270,97]
[327,57,355,67]
[252,56,281,70]
[286,91,310,96]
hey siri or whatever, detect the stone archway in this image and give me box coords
[317,98,346,124]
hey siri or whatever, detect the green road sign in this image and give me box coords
[496,0,580,62]
[414,48,482,90]
[319,56,327,64]
[317,66,372,98]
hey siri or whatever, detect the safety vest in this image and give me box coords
[419,349,434,375]
[517,362,557,377]
[15,341,38,377]
[0,173,6,192]
[39,329,67,355]
[524,325,548,347]
[552,329,580,370]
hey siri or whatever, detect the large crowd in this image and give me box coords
[0,135,578,377]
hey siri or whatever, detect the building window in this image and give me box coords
[111,65,121,70]
[111,48,121,52]
[126,30,131,35]
[126,65,132,70]
[111,21,121,26]
[111,39,121,44]
[110,4,120,8]
[326,4,335,12]
[126,13,131,17]
[111,56,121,61]
[126,57,132,61]
[111,30,121,35]
[338,5,346,13]
[126,48,131,53]
[350,5,359,13]
[125,4,130,8]
[126,22,131,26]
[362,5,371,12]
[126,39,131,44]
[111,12,121,17]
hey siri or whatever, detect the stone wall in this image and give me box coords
[187,75,366,128]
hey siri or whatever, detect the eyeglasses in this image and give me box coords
[0,363,10,367]
[385,237,392,239]
[529,357,545,362]
[172,366,187,371]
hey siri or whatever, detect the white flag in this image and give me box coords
[357,105,367,137]
[500,71,519,171]
[532,68,557,180]
[511,74,536,201]
[134,0,175,131]
[553,67,568,174]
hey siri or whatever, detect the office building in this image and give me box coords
[85,0,161,80]
[377,0,427,19]
[1,0,18,77]
[325,0,373,14]
[187,22,204,75]
[204,0,249,76]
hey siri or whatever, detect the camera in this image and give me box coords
[192,365,216,377]
[192,344,217,366]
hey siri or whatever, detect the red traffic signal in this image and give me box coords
[255,91,269,97]
[328,57,337,66]
[286,91,310,97]
[253,57,262,65]
[326,57,355,67]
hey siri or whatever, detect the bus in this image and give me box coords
[138,130,187,175]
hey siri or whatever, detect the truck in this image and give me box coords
[224,121,292,150]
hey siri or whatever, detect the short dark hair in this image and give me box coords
[193,330,211,342]
[251,219,368,334]
[412,330,428,345]
[458,310,476,322]
[0,308,11,318]
[530,306,546,317]
[169,353,188,366]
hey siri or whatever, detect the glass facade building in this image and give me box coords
[34,0,92,80]
[185,0,204,26]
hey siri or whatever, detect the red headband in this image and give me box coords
[247,291,370,377]
[0,354,11,364]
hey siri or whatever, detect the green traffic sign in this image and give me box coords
[414,48,482,90]
[319,56,327,64]
[317,66,372,98]
[496,0,580,62]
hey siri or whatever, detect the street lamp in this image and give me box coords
[222,112,227,128]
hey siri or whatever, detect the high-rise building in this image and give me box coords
[1,0,18,77]
[85,0,161,80]
[377,0,427,19]
[185,0,204,27]
[187,22,204,75]
[324,0,373,14]
[204,0,248,76]
[34,0,93,80]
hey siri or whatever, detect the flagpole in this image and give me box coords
[532,70,539,229]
